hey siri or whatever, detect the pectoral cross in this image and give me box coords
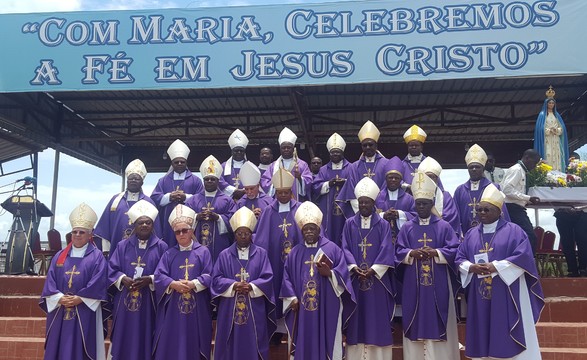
[279,218,292,239]
[202,202,215,212]
[335,174,341,191]
[65,265,80,289]
[179,258,195,281]
[131,256,146,268]
[305,254,317,277]
[363,167,375,179]
[236,267,250,282]
[468,197,480,219]
[418,233,432,248]
[232,174,240,187]
[358,237,372,260]
[479,242,493,253]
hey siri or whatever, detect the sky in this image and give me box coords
[0,0,584,248]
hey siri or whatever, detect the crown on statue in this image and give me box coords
[545,85,555,99]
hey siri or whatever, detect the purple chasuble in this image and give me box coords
[336,153,388,204]
[211,243,276,360]
[440,190,462,236]
[395,216,459,341]
[260,157,313,202]
[94,192,162,254]
[456,220,544,359]
[254,199,302,318]
[453,178,511,235]
[342,213,396,346]
[375,188,416,238]
[153,242,213,360]
[280,236,356,360]
[185,191,236,264]
[107,234,168,360]
[218,159,245,194]
[235,193,273,231]
[40,244,108,360]
[401,154,426,185]
[312,160,351,246]
[151,170,204,246]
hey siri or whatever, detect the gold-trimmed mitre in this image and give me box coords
[229,207,258,232]
[199,155,222,179]
[354,177,379,201]
[357,120,380,142]
[271,168,295,190]
[480,183,505,210]
[125,159,147,180]
[326,132,346,152]
[411,171,437,201]
[128,199,159,223]
[168,204,196,228]
[69,203,98,230]
[465,144,487,166]
[294,201,323,229]
[403,125,427,144]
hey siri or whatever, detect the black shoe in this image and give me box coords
[566,272,580,277]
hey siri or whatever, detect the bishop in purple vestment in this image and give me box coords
[107,200,168,360]
[280,202,355,360]
[312,133,351,246]
[235,161,273,224]
[260,127,313,202]
[342,178,396,358]
[454,144,510,235]
[218,129,249,201]
[151,140,204,247]
[396,172,460,359]
[94,159,162,254]
[212,207,276,360]
[185,155,236,264]
[336,121,388,214]
[40,203,108,360]
[456,184,544,359]
[255,168,302,321]
[153,204,213,360]
[401,124,428,185]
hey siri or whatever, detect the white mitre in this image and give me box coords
[229,207,258,232]
[278,127,297,145]
[228,129,249,149]
[358,120,380,142]
[239,161,261,187]
[465,144,488,166]
[127,200,159,223]
[354,177,379,201]
[326,132,346,152]
[480,183,505,210]
[294,201,323,229]
[125,159,147,180]
[167,139,190,160]
[419,156,443,177]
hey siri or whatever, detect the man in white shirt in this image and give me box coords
[502,149,541,254]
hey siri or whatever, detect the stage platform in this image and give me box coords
[0,275,586,359]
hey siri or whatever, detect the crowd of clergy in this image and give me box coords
[40,120,545,360]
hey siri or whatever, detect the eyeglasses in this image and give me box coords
[71,230,87,236]
[174,228,191,235]
[136,220,153,226]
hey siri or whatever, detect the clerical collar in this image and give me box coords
[233,159,245,167]
[138,238,149,249]
[419,216,431,225]
[332,161,343,170]
[408,154,423,163]
[278,201,290,213]
[237,245,250,260]
[361,215,372,229]
[470,180,480,191]
[179,241,193,251]
[126,191,140,201]
[304,241,318,248]
[482,219,499,234]
[205,190,217,197]
[364,155,375,163]
[71,242,89,258]
[387,189,398,200]
[173,170,187,180]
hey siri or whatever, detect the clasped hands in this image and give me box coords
[122,276,152,292]
[170,190,186,202]
[353,267,376,280]
[197,210,219,222]
[233,281,253,295]
[169,279,196,294]
[469,263,497,276]
[58,295,83,308]
[410,247,439,260]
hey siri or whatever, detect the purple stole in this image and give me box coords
[280,237,356,360]
[336,153,388,205]
[153,242,213,360]
[401,154,426,185]
[107,234,168,360]
[218,159,244,193]
[40,244,108,360]
[455,220,544,358]
[211,244,276,360]
[374,188,416,238]
[396,216,459,341]
[342,214,396,346]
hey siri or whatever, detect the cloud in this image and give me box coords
[1,0,82,14]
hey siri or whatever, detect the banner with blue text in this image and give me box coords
[0,0,585,92]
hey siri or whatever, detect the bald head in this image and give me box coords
[522,149,541,171]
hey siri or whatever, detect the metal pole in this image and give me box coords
[49,150,60,229]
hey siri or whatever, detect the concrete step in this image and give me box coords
[0,276,45,296]
[541,347,587,360]
[0,336,111,360]
[0,296,44,317]
[540,297,587,322]
[0,317,45,338]
[541,277,587,298]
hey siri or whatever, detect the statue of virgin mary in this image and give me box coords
[534,86,569,171]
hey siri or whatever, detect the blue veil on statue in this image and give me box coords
[533,87,569,171]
